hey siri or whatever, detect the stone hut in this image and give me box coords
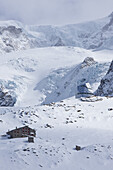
[28,136,34,143]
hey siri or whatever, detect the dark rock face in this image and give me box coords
[0,89,16,106]
[54,38,65,46]
[0,26,22,37]
[81,57,97,68]
[107,60,113,74]
[96,60,113,96]
[102,13,113,31]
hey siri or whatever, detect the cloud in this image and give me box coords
[0,0,113,25]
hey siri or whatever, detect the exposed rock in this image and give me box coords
[77,83,93,98]
[45,124,53,128]
[108,108,113,111]
[103,12,113,31]
[54,38,65,46]
[81,57,97,68]
[0,88,16,106]
[80,96,103,102]
[96,60,113,96]
[0,25,31,53]
[107,60,113,74]
[1,26,22,37]
[75,145,81,151]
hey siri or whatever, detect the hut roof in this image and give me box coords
[7,126,35,134]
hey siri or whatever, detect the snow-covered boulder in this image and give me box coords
[96,60,113,96]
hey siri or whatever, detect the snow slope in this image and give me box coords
[0,13,113,170]
[35,57,110,104]
[1,96,113,170]
[0,46,112,106]
[0,46,112,170]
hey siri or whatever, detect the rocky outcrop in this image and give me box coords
[0,88,16,106]
[81,57,97,68]
[77,83,93,98]
[0,24,31,53]
[102,12,113,31]
[96,60,113,96]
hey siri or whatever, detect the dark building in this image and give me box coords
[6,126,36,138]
[28,136,34,143]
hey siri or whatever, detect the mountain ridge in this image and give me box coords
[0,12,113,53]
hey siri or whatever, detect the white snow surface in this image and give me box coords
[0,45,113,170]
[1,97,113,170]
[0,13,113,170]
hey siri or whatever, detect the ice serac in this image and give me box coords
[96,60,113,97]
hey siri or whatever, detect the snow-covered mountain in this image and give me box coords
[1,12,113,170]
[35,56,110,104]
[26,12,113,50]
[0,12,113,53]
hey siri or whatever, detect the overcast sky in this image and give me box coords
[0,0,113,25]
